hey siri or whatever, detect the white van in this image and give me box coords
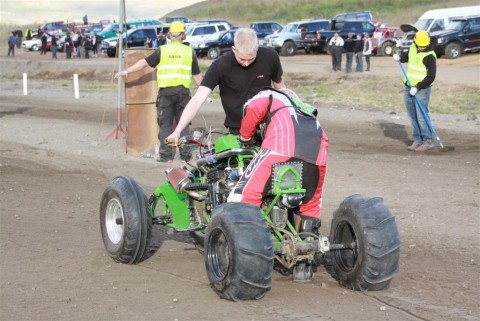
[184,23,230,47]
[399,6,480,52]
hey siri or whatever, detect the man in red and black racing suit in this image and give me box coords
[228,88,328,234]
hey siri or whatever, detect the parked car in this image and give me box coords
[398,6,480,53]
[22,36,42,51]
[97,19,163,39]
[332,11,373,23]
[165,16,192,24]
[263,19,330,56]
[184,23,230,47]
[430,15,480,59]
[250,21,284,46]
[192,29,236,59]
[104,25,171,57]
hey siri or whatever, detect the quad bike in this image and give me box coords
[100,128,401,301]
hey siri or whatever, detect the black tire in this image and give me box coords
[207,47,220,59]
[32,44,38,51]
[280,41,296,56]
[330,194,400,291]
[445,42,461,59]
[380,41,395,56]
[205,203,274,301]
[100,176,152,264]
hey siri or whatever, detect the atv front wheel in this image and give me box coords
[100,176,152,264]
[330,194,400,291]
[205,203,274,301]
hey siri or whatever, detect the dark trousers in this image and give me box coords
[66,45,72,59]
[365,54,371,71]
[345,52,353,73]
[8,44,15,56]
[40,44,47,55]
[331,46,342,71]
[156,92,192,160]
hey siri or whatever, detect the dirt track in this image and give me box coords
[0,48,479,321]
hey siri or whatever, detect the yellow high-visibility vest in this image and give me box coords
[156,42,193,89]
[406,44,436,86]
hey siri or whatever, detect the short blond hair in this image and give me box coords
[234,28,259,55]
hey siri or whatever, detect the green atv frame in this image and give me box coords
[100,131,401,301]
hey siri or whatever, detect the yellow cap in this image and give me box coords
[169,21,185,33]
[414,30,430,47]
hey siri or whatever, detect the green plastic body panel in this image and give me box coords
[214,134,241,153]
[154,182,191,229]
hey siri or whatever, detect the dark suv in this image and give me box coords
[106,26,170,57]
[431,15,480,59]
[250,21,284,45]
[192,29,236,59]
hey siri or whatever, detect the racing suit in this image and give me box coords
[228,89,328,219]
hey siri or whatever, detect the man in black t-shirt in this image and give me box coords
[166,27,285,142]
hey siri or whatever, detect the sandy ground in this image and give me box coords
[0,48,479,321]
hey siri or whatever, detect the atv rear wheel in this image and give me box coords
[100,176,152,264]
[205,203,274,301]
[330,194,400,291]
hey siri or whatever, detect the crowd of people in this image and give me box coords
[329,31,373,72]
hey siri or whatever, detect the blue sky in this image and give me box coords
[0,0,203,25]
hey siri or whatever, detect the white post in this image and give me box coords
[73,73,79,99]
[23,73,27,95]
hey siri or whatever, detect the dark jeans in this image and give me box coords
[331,46,342,71]
[355,52,363,72]
[66,45,72,59]
[8,44,15,56]
[156,92,192,160]
[345,52,353,73]
[51,45,57,59]
[365,54,371,71]
[41,43,47,55]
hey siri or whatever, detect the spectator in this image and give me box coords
[91,34,98,57]
[50,33,58,59]
[354,34,364,72]
[165,27,285,144]
[65,33,74,59]
[229,89,328,254]
[7,31,17,57]
[25,28,32,40]
[114,22,203,163]
[144,36,153,48]
[363,33,372,71]
[158,31,166,46]
[344,32,354,73]
[328,32,344,71]
[81,35,91,59]
[83,14,88,25]
[40,30,48,55]
[75,32,83,58]
[393,30,437,152]
[15,28,23,48]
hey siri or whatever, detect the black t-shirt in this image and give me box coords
[201,47,283,131]
[344,37,354,53]
[144,44,201,96]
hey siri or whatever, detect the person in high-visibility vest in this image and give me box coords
[393,30,437,152]
[115,22,203,162]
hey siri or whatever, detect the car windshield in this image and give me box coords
[445,20,465,31]
[283,23,301,33]
[414,19,433,31]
